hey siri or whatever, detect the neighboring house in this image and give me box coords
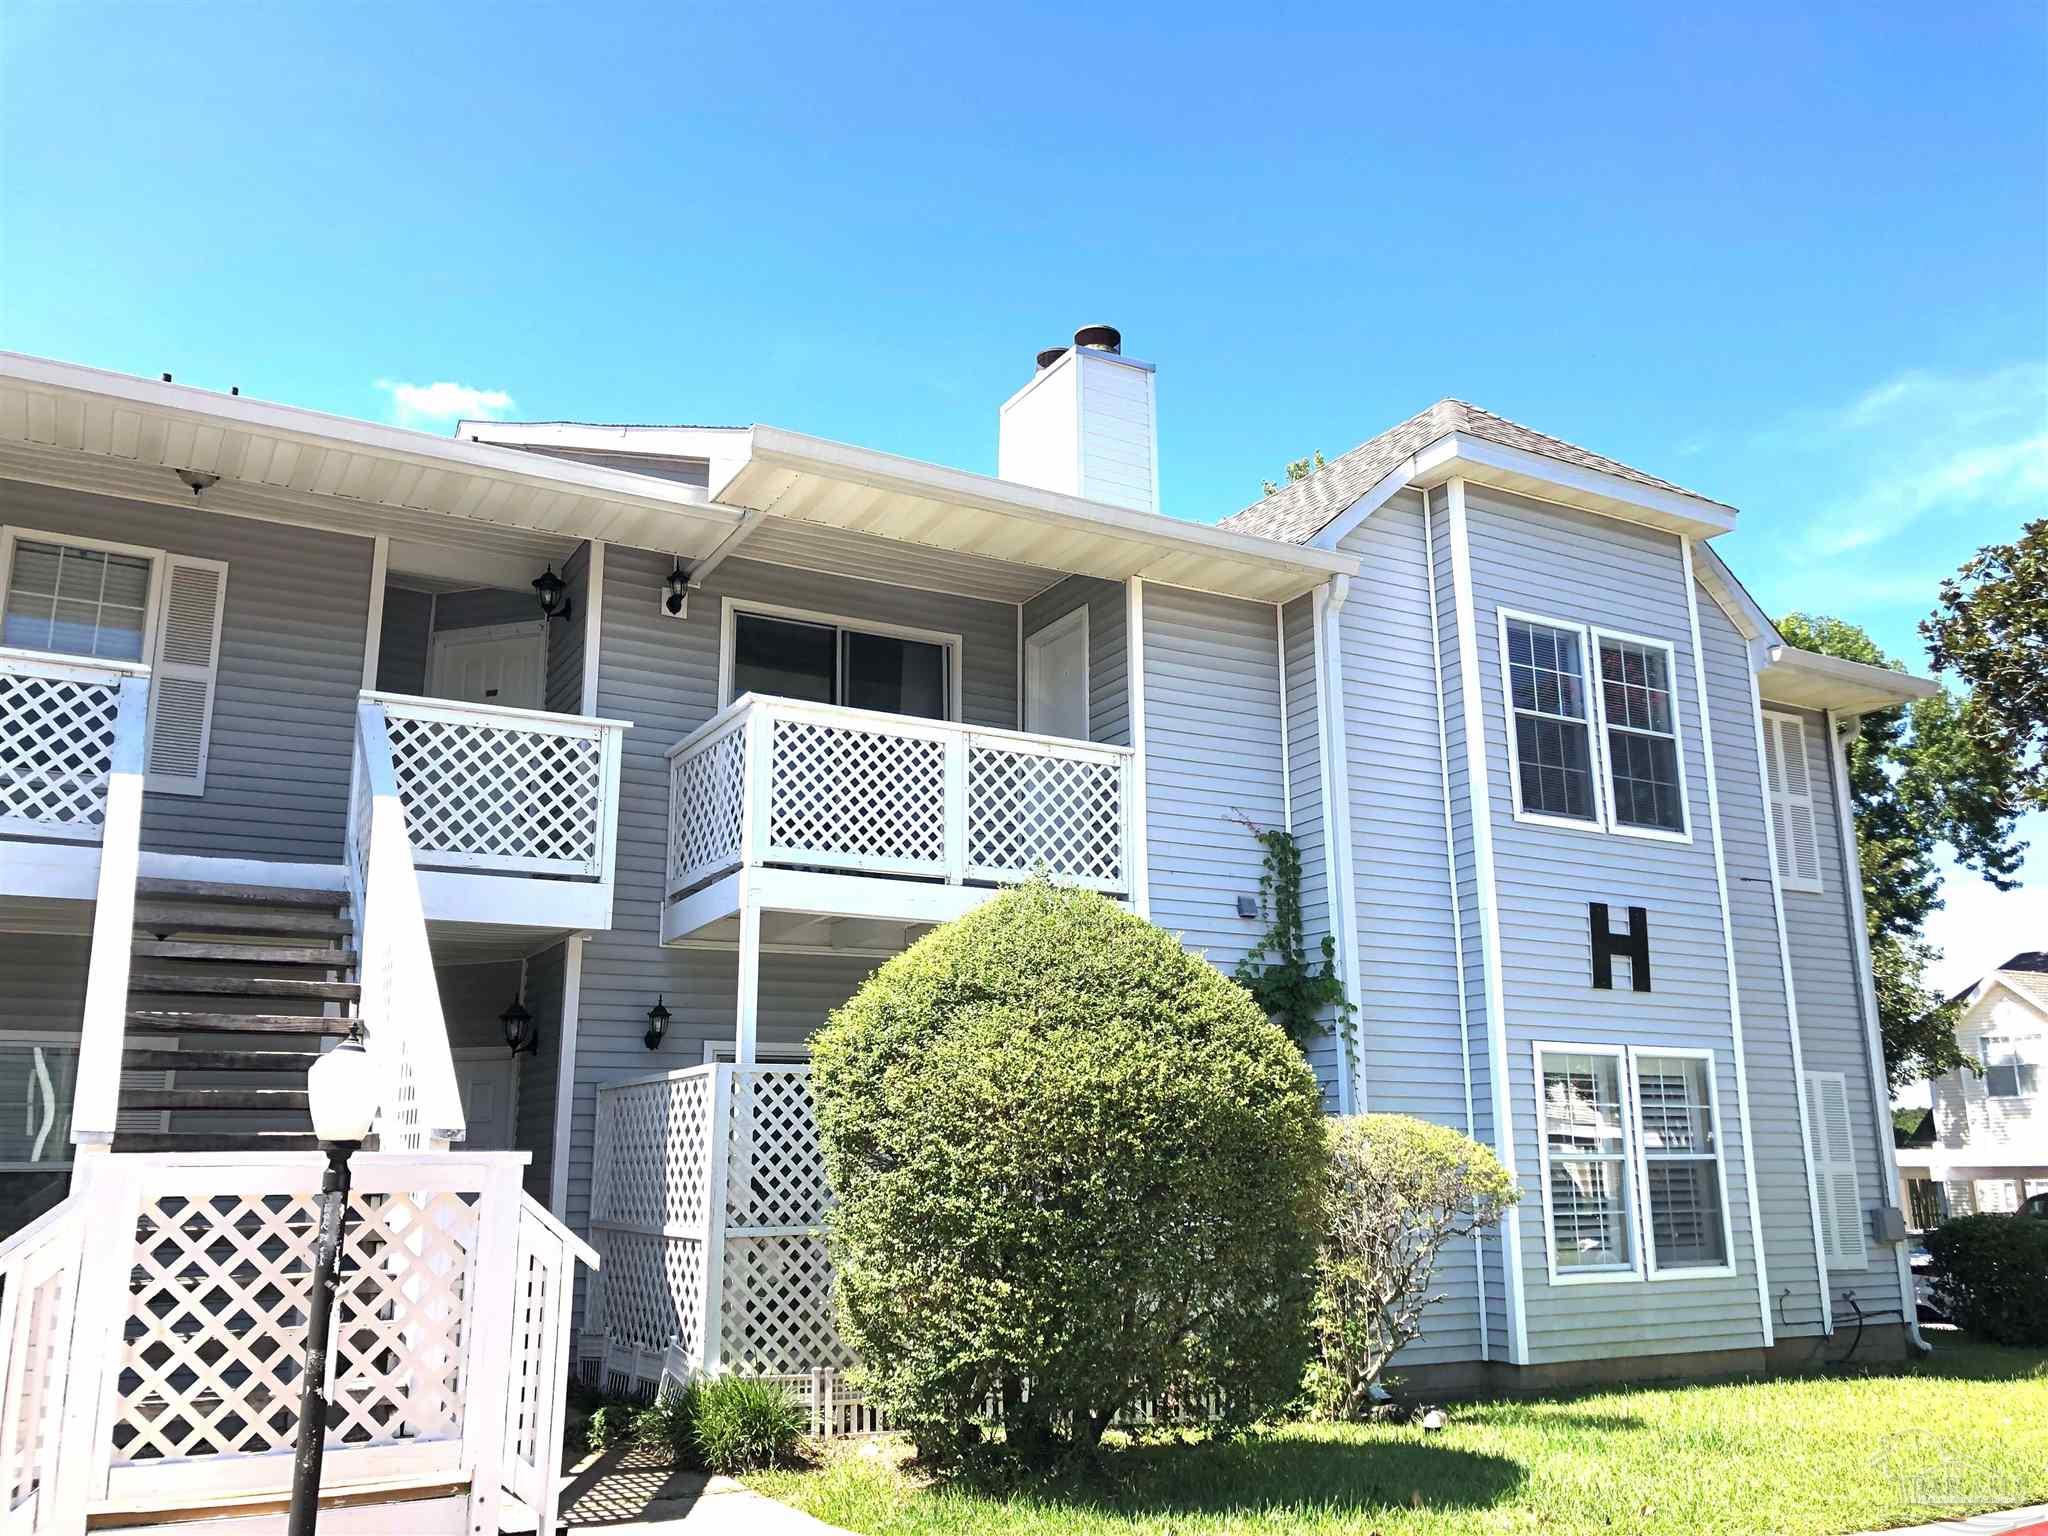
[1897,954,2048,1230]
[0,332,1930,1528]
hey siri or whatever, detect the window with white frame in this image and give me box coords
[1595,635,1687,834]
[0,1036,79,1242]
[1631,1052,1730,1271]
[1981,1033,2041,1099]
[1505,617,1598,823]
[726,606,953,722]
[1537,1046,1637,1275]
[2,536,151,661]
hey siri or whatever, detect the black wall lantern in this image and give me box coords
[664,559,690,619]
[500,996,538,1055]
[644,996,672,1051]
[532,564,574,622]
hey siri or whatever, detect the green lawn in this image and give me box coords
[748,1337,2047,1536]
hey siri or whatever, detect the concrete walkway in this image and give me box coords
[1849,1508,2048,1536]
[555,1443,853,1533]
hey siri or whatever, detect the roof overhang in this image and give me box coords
[716,426,1357,604]
[0,353,747,561]
[1759,644,1940,714]
[1410,433,1738,539]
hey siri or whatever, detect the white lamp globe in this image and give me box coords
[308,1036,381,1144]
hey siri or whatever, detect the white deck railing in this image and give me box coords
[0,649,150,845]
[349,701,468,1149]
[665,694,1136,898]
[0,1152,593,1536]
[364,691,627,881]
[585,1065,847,1391]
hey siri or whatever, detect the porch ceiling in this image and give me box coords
[718,427,1358,605]
[0,353,744,562]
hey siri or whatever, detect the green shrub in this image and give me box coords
[582,1401,630,1452]
[1926,1214,2048,1345]
[631,1381,703,1458]
[811,880,1327,1463]
[1307,1114,1518,1420]
[691,1375,806,1473]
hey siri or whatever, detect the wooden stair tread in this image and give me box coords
[129,973,360,1001]
[126,1011,354,1036]
[123,1088,311,1111]
[130,940,357,967]
[133,877,344,910]
[124,1047,323,1072]
[134,902,351,936]
[111,1131,322,1153]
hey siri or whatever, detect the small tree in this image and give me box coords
[810,881,1327,1463]
[1308,1114,1518,1420]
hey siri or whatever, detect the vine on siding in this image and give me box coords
[1233,820,1352,1049]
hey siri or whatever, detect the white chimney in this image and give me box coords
[998,325,1158,513]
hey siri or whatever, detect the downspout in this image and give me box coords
[1826,708,1929,1353]
[1314,575,1364,1113]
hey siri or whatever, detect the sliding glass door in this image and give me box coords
[731,611,950,721]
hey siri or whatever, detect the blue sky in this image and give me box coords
[3,2,2042,988]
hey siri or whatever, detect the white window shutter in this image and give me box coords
[146,554,228,795]
[1803,1070,1865,1268]
[1765,712,1823,893]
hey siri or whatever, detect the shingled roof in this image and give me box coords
[1219,398,1731,545]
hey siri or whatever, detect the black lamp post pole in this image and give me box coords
[287,1140,359,1536]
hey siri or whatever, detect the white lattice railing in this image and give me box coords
[348,702,466,1150]
[665,695,1136,897]
[4,1151,592,1534]
[585,1065,849,1391]
[365,691,627,881]
[0,649,149,844]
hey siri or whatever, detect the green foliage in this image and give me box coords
[1925,1214,2048,1346]
[1924,519,2048,810]
[1261,450,1328,498]
[691,1375,807,1474]
[1775,613,2025,1087]
[810,880,1327,1464]
[632,1381,704,1458]
[1233,824,1351,1049]
[1306,1115,1518,1420]
[582,1401,631,1453]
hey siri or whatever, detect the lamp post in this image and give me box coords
[288,1031,380,1536]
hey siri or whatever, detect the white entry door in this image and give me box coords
[453,1052,517,1151]
[430,622,546,710]
[1024,607,1089,740]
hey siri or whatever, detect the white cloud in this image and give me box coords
[376,378,516,428]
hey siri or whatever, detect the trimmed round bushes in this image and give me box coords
[1925,1213,2048,1346]
[810,881,1327,1461]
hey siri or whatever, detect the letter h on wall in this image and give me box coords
[1589,903,1651,992]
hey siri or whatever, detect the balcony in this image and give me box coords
[663,694,1137,938]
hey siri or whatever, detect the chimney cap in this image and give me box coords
[1073,324,1121,354]
[1035,346,1068,370]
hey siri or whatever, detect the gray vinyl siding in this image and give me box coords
[1699,590,1828,1338]
[1338,490,1483,1362]
[560,548,1020,1237]
[1778,706,1908,1322]
[1140,584,1282,975]
[2,479,373,865]
[377,587,434,694]
[436,959,525,1051]
[543,544,591,715]
[518,941,569,1205]
[1021,575,1128,746]
[1464,486,1763,1364]
[1281,593,1340,1103]
[432,586,535,633]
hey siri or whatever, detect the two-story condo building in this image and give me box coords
[0,331,1932,1532]
[1898,953,2048,1228]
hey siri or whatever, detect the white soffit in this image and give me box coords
[719,426,1357,604]
[1760,645,1940,714]
[0,353,744,560]
[736,517,1063,604]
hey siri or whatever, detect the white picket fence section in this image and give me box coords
[366,691,626,881]
[584,1066,851,1394]
[665,694,1136,897]
[0,1152,594,1536]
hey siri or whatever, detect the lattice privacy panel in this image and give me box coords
[588,1071,716,1355]
[0,670,120,834]
[719,1234,856,1377]
[112,1189,479,1465]
[589,1230,707,1357]
[767,717,946,871]
[727,1070,831,1230]
[384,712,603,875]
[669,723,747,892]
[966,742,1126,889]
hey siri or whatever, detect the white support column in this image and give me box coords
[71,673,149,1149]
[702,1068,733,1373]
[1682,538,1774,1348]
[941,735,968,884]
[361,534,389,690]
[1826,708,1928,1351]
[735,895,761,1067]
[581,541,606,717]
[1125,578,1151,918]
[462,1156,523,1536]
[549,933,586,1220]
